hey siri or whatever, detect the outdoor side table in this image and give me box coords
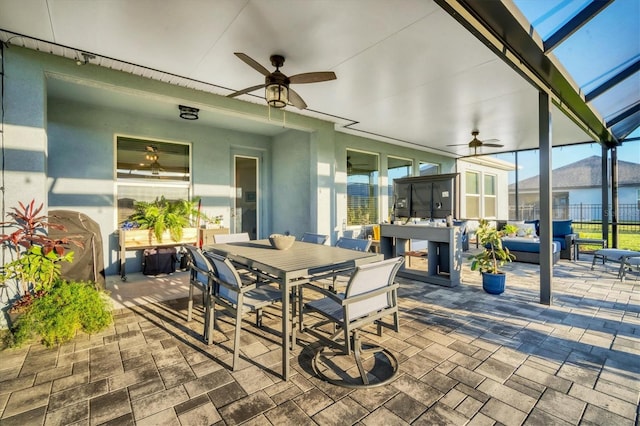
[573,238,607,261]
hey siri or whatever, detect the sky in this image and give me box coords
[494,139,640,184]
[501,0,640,183]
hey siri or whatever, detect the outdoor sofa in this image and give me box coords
[496,219,576,263]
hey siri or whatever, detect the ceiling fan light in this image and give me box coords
[265,83,288,108]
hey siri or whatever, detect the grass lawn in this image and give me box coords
[574,227,640,252]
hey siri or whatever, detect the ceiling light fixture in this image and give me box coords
[265,80,288,109]
[178,105,199,120]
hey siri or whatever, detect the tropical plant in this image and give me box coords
[10,279,113,347]
[469,219,515,274]
[128,196,207,242]
[0,200,81,296]
[502,223,519,236]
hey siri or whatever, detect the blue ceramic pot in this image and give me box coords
[482,272,506,294]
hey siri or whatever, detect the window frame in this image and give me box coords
[346,149,380,226]
[115,135,193,227]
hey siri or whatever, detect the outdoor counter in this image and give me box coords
[380,224,462,287]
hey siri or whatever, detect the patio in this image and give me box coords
[1,254,638,425]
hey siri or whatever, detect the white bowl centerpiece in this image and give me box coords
[268,234,296,250]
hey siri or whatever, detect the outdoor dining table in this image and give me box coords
[204,239,383,380]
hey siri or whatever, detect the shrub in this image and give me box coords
[11,280,113,347]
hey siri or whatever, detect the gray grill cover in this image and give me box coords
[48,210,105,289]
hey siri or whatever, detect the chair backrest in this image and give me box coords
[204,251,242,303]
[300,232,329,245]
[344,257,404,321]
[213,232,251,244]
[183,245,214,288]
[335,237,372,252]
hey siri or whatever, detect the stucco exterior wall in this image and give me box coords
[1,47,458,327]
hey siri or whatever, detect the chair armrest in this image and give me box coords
[565,233,578,244]
[301,282,344,303]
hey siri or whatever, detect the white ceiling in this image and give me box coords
[0,0,595,158]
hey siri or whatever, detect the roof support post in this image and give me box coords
[514,153,520,220]
[611,146,618,248]
[601,147,609,245]
[539,91,552,305]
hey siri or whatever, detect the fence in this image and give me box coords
[509,203,640,232]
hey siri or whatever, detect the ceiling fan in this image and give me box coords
[448,130,503,156]
[227,52,336,110]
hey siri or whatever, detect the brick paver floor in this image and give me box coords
[1,253,639,425]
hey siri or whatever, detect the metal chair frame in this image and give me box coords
[301,256,404,387]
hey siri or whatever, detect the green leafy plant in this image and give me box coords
[11,280,113,347]
[129,196,206,242]
[502,223,519,236]
[0,200,81,297]
[469,219,515,274]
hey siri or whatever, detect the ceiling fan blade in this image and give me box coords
[482,138,500,143]
[446,143,472,146]
[288,88,307,109]
[482,143,504,148]
[234,52,271,76]
[227,84,265,98]
[289,71,337,84]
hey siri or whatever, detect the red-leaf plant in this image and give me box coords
[1,200,83,297]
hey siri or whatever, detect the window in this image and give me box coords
[388,156,412,210]
[465,171,480,218]
[116,137,191,224]
[484,174,497,218]
[347,150,379,225]
[419,161,439,175]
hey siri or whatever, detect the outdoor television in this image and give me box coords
[393,173,459,221]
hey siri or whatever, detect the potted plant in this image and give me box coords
[503,223,518,237]
[125,196,208,244]
[469,219,515,294]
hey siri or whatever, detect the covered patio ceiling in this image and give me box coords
[0,0,636,158]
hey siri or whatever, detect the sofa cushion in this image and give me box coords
[553,220,573,237]
[517,223,537,237]
[525,219,540,236]
[553,237,568,249]
[501,238,560,254]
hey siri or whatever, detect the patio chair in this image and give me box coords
[591,248,640,281]
[212,232,251,243]
[300,232,329,245]
[335,237,372,252]
[301,256,404,388]
[183,245,215,344]
[204,252,281,371]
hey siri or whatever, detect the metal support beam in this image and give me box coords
[585,58,640,102]
[601,147,609,244]
[514,152,519,220]
[606,103,640,128]
[543,0,613,52]
[539,92,552,305]
[611,146,618,248]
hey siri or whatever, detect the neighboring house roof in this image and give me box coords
[510,156,640,192]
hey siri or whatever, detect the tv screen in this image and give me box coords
[393,173,459,220]
[410,181,431,218]
[431,179,453,219]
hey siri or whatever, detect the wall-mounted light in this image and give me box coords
[179,105,199,120]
